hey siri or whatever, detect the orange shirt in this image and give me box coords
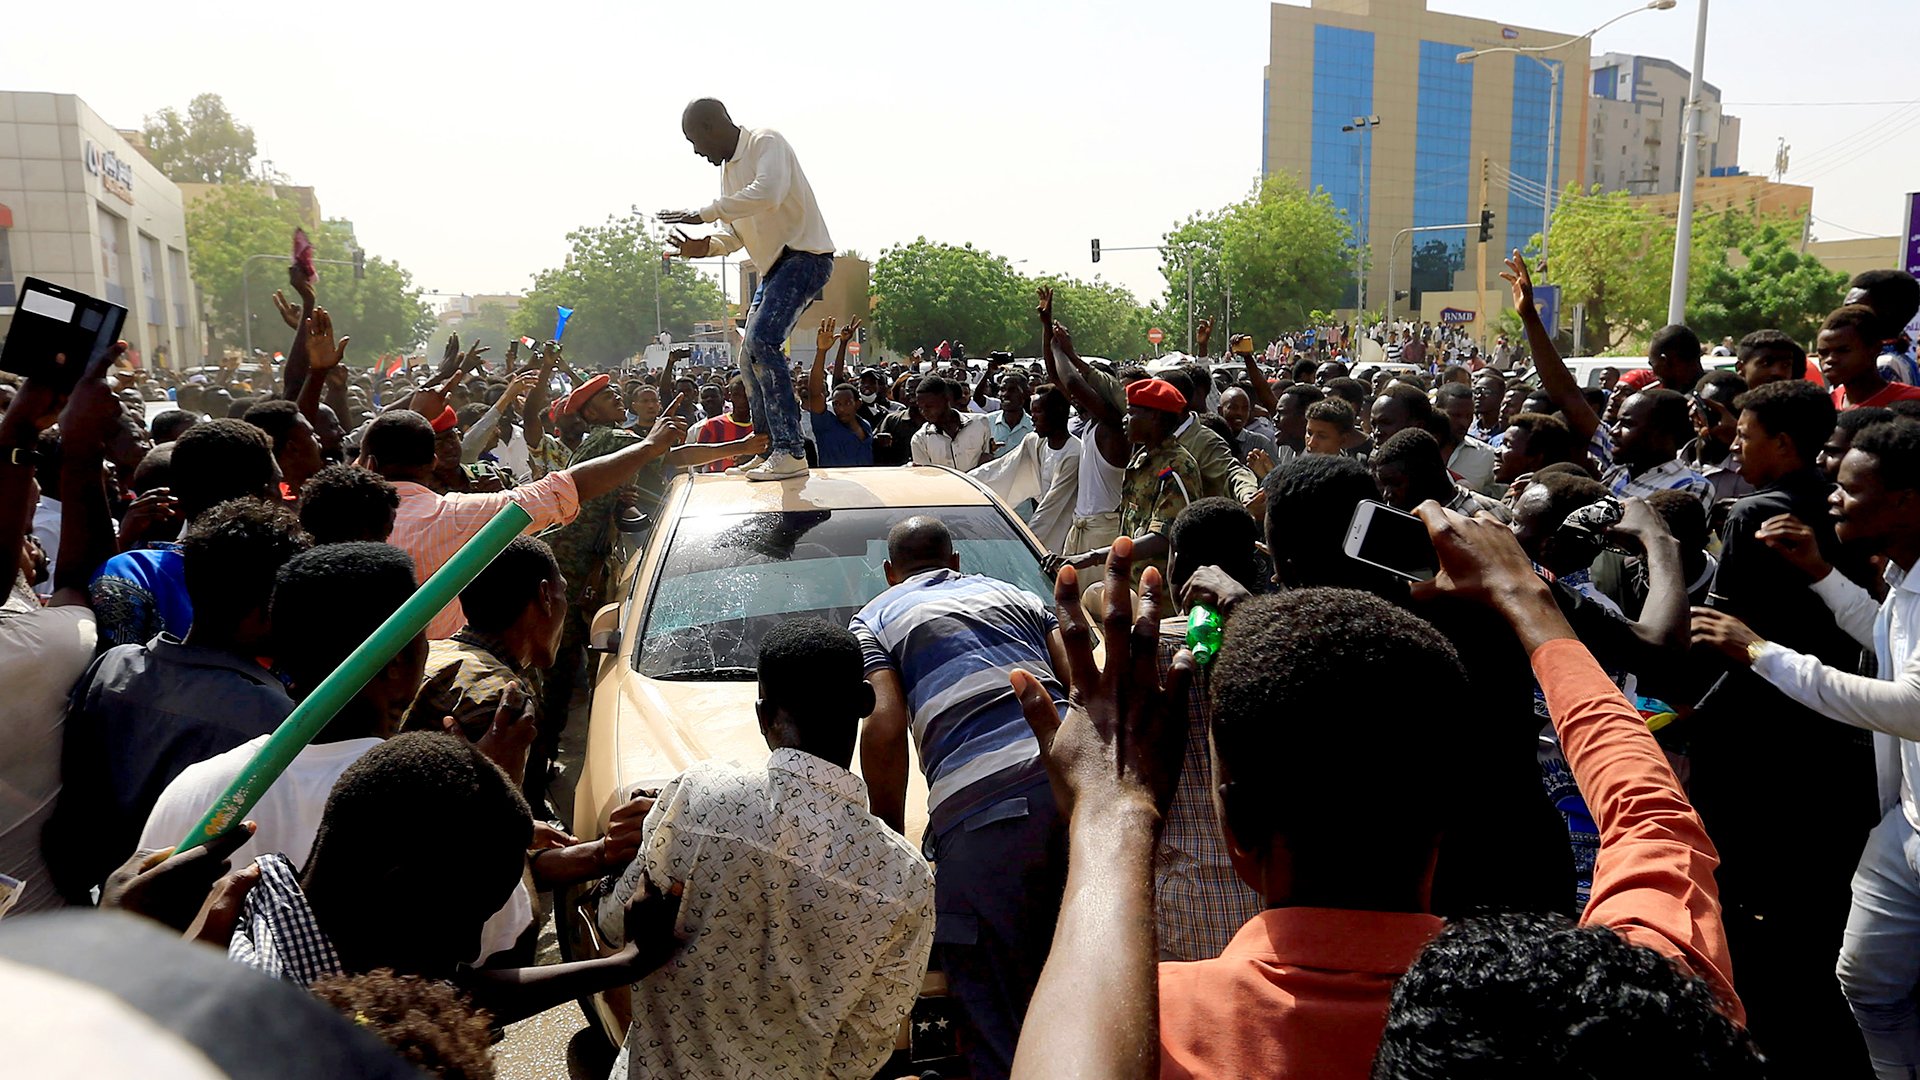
[388,474,581,639]
[1157,637,1743,1080]
[1157,906,1442,1080]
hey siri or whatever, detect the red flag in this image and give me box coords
[381,354,405,378]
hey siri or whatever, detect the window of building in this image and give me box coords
[1308,24,1375,307]
[1411,40,1474,305]
[1505,58,1564,258]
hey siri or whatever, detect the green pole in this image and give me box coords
[175,501,535,852]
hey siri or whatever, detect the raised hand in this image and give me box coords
[1500,249,1535,315]
[1010,536,1194,823]
[667,228,711,260]
[657,209,704,225]
[506,339,520,367]
[1037,286,1054,327]
[304,307,349,371]
[1691,607,1766,664]
[444,682,538,784]
[59,342,130,449]
[99,820,257,932]
[816,317,838,355]
[1246,447,1274,480]
[1050,321,1077,358]
[119,487,182,551]
[1195,318,1214,354]
[288,262,316,310]
[839,316,861,344]
[644,396,692,450]
[460,339,491,376]
[603,791,657,868]
[270,289,300,331]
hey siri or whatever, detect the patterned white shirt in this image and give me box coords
[601,748,934,1080]
[1601,456,1714,514]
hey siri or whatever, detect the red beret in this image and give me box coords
[555,373,611,418]
[1618,368,1659,392]
[1125,377,1187,414]
[429,406,459,433]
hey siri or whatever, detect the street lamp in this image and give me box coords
[1341,115,1382,316]
[1458,1,1675,287]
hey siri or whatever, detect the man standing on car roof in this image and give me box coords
[661,99,834,483]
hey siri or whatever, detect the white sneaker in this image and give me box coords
[724,455,766,475]
[744,452,809,482]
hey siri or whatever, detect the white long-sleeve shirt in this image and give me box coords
[969,432,1081,554]
[699,127,834,273]
[1752,561,1920,830]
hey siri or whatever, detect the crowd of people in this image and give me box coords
[10,92,1920,1080]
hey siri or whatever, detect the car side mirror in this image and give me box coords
[586,602,622,655]
[616,510,653,535]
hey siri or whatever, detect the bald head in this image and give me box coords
[885,515,958,582]
[682,99,739,163]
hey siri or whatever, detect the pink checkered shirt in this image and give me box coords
[389,475,581,639]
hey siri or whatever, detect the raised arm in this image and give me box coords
[295,307,348,429]
[1241,340,1279,414]
[1502,251,1600,444]
[521,344,561,452]
[275,266,317,400]
[1050,322,1122,430]
[564,400,689,502]
[807,317,835,415]
[834,317,859,387]
[1037,287,1063,389]
[1612,497,1689,652]
[47,345,127,606]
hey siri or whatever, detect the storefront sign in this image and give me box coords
[1440,307,1476,325]
[84,142,134,205]
[1902,192,1920,279]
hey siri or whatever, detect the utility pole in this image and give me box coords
[1476,156,1491,351]
[1667,0,1711,326]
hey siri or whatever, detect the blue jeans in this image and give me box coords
[1839,806,1920,1079]
[742,250,834,457]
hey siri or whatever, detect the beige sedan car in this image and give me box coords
[557,466,1057,1075]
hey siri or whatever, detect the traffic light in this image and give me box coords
[353,248,366,280]
[1478,210,1495,244]
[1091,238,1101,264]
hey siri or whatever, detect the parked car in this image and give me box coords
[557,466,1059,1075]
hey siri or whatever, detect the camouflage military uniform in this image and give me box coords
[1118,438,1201,582]
[405,630,534,744]
[529,432,572,480]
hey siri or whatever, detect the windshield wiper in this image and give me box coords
[649,667,759,681]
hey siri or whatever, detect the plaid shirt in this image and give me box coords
[229,853,343,988]
[1602,457,1713,514]
[389,473,581,640]
[1154,623,1263,962]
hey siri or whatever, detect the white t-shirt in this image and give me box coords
[139,734,533,963]
[1072,417,1124,518]
[0,585,97,914]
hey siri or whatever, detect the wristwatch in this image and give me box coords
[1746,639,1770,666]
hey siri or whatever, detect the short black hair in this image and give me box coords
[1850,268,1920,334]
[1377,383,1435,424]
[758,617,867,735]
[271,542,418,696]
[1374,911,1764,1080]
[298,465,401,545]
[1291,357,1319,382]
[1526,470,1611,533]
[1306,397,1356,431]
[1506,412,1575,466]
[1263,455,1392,592]
[1694,368,1748,401]
[127,443,173,496]
[226,394,260,420]
[181,498,311,636]
[149,409,198,444]
[1434,382,1472,409]
[1211,589,1460,872]
[1324,377,1369,412]
[1650,324,1703,363]
[1892,400,1920,422]
[242,399,305,457]
[458,536,559,634]
[171,419,278,520]
[1850,417,1920,491]
[1644,488,1709,554]
[1161,368,1200,413]
[1033,384,1071,429]
[1168,497,1260,594]
[306,731,531,917]
[1636,387,1695,446]
[1736,330,1807,377]
[1824,303,1880,339]
[1372,428,1452,499]
[1280,383,1325,410]
[1733,378,1835,467]
[362,411,436,470]
[1836,405,1896,438]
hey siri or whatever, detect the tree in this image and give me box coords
[513,211,727,368]
[1538,186,1675,350]
[869,238,1031,357]
[141,94,258,184]
[1155,175,1352,345]
[1686,214,1844,345]
[185,183,432,361]
[1034,275,1152,359]
[450,299,522,348]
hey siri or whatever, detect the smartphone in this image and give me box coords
[0,278,127,394]
[1344,499,1438,582]
[1233,336,1256,356]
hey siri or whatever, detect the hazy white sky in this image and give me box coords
[4,0,1913,309]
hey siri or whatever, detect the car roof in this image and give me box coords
[674,466,996,518]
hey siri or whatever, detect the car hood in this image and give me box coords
[606,673,932,843]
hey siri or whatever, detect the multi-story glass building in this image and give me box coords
[1264,0,1589,319]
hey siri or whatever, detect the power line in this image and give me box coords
[1811,215,1888,238]
[1724,99,1920,107]
[1784,100,1920,173]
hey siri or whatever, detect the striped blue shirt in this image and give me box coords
[851,567,1064,834]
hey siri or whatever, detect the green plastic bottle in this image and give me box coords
[1187,604,1225,666]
